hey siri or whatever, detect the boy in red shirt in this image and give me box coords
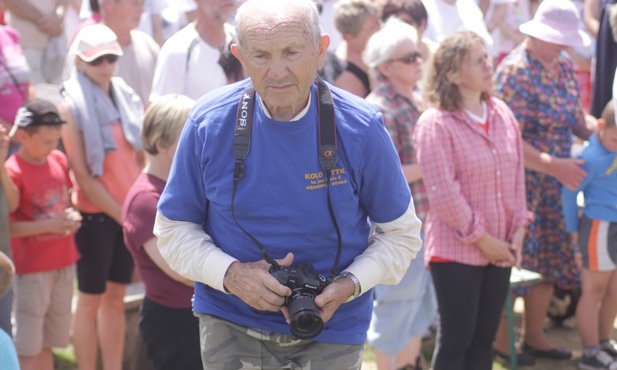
[0,99,81,370]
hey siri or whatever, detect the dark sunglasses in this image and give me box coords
[87,54,119,66]
[388,51,422,65]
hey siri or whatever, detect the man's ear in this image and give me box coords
[317,34,330,69]
[230,44,241,60]
[598,118,606,131]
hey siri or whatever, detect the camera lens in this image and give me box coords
[288,291,324,340]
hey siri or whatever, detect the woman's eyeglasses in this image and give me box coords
[87,54,119,66]
[388,51,422,65]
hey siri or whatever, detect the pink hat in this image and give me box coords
[519,0,590,48]
[74,24,123,62]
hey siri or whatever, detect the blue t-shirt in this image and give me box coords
[0,328,18,370]
[158,79,411,345]
[562,133,617,232]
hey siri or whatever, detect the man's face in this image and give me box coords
[195,0,238,22]
[232,16,329,120]
[107,0,144,29]
[349,14,381,51]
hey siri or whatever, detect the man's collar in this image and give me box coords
[257,91,312,122]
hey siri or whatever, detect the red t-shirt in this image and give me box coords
[6,150,79,274]
[122,172,193,309]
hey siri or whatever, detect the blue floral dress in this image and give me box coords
[494,44,584,291]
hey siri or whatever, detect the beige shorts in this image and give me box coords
[14,266,74,356]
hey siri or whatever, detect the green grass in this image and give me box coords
[55,337,508,370]
[52,345,77,370]
[363,342,376,363]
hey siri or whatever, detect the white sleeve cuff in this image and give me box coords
[344,199,423,294]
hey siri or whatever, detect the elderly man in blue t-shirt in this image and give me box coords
[154,0,422,368]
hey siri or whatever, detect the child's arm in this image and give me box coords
[9,209,81,238]
[0,128,19,213]
[561,187,581,234]
[561,161,594,233]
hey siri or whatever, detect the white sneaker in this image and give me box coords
[601,340,617,358]
[579,350,617,370]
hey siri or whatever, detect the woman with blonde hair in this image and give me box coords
[122,95,200,370]
[415,30,532,370]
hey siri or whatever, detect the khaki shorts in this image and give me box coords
[14,266,74,356]
[199,314,363,370]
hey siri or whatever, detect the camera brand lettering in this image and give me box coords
[238,93,251,127]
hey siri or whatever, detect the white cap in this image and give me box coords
[73,24,123,63]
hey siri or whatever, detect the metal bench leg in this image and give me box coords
[507,289,518,370]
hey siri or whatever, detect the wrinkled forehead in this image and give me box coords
[240,14,316,49]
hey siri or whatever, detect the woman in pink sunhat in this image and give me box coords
[493,0,598,365]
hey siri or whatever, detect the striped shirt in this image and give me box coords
[415,97,533,266]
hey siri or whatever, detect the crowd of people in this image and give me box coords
[0,0,617,370]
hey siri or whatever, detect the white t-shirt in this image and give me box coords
[493,0,531,56]
[149,23,232,102]
[116,30,160,105]
[422,0,493,48]
[484,0,518,56]
[161,0,198,41]
[138,0,169,38]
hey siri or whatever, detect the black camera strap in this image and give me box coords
[231,76,343,283]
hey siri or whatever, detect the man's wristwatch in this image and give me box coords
[334,271,361,303]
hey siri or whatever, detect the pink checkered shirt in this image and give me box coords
[415,98,533,266]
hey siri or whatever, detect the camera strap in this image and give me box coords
[231,76,343,282]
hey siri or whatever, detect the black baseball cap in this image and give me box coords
[9,99,66,138]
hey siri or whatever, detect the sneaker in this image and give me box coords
[579,350,617,370]
[601,340,617,358]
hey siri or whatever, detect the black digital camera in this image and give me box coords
[270,263,328,339]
